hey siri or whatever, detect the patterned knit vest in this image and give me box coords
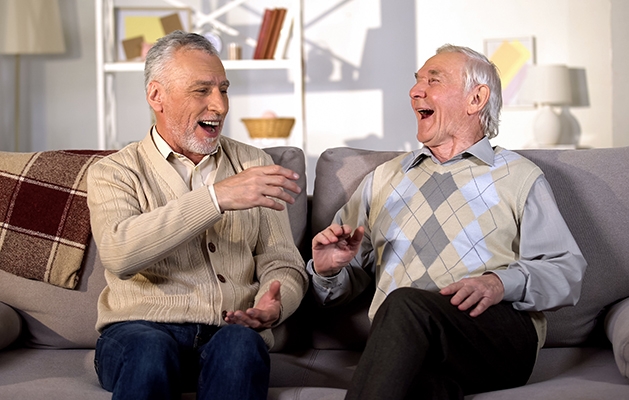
[365,147,542,320]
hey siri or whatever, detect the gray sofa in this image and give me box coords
[1,145,629,399]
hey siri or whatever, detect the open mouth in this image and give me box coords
[417,109,434,119]
[198,120,220,133]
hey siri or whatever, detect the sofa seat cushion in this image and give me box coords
[265,348,629,400]
[0,241,105,349]
[605,296,629,378]
[270,349,361,389]
[466,348,629,399]
[268,387,347,400]
[0,301,21,350]
[0,348,108,400]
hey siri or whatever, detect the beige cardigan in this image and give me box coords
[87,133,308,348]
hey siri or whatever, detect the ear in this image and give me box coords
[146,81,164,113]
[466,84,490,115]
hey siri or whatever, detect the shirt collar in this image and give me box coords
[151,126,173,160]
[406,136,495,171]
[150,126,220,164]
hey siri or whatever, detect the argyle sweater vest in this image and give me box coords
[347,147,543,321]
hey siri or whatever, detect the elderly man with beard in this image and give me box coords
[87,31,308,400]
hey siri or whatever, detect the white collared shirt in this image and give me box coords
[151,126,222,212]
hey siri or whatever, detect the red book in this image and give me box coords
[253,9,274,60]
[265,8,287,59]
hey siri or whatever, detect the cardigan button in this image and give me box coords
[208,242,216,252]
[217,274,226,283]
[222,310,227,320]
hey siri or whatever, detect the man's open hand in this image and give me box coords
[312,224,364,277]
[215,165,301,212]
[224,280,282,330]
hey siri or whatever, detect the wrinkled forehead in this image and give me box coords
[167,49,228,84]
[416,52,467,80]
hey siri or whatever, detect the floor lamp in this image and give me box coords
[0,0,66,152]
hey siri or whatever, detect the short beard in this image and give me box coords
[181,131,220,155]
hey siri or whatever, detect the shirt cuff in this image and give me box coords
[306,259,347,289]
[489,269,527,303]
[207,184,222,214]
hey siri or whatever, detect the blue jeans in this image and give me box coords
[94,321,270,400]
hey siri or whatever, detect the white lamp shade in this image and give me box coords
[521,64,573,106]
[0,0,66,54]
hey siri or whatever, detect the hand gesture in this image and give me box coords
[312,224,364,277]
[214,165,301,212]
[440,273,505,317]
[224,280,282,330]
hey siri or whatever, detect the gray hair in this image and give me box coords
[436,44,502,139]
[144,30,219,92]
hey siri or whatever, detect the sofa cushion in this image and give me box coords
[517,148,629,346]
[263,146,309,254]
[0,239,105,348]
[311,147,403,237]
[605,296,629,379]
[0,348,109,400]
[310,148,402,349]
[0,301,22,350]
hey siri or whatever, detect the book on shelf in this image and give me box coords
[253,8,274,59]
[273,7,293,60]
[264,8,287,59]
[253,8,289,60]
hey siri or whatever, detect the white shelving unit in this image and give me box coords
[95,0,305,151]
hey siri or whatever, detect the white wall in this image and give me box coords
[409,0,613,152]
[0,0,624,190]
[611,0,629,148]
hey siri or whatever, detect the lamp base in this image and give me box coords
[533,105,562,146]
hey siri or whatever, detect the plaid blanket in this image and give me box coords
[0,150,113,289]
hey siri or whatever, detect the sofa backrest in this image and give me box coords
[308,146,629,350]
[517,147,629,346]
[0,146,308,350]
[309,147,404,349]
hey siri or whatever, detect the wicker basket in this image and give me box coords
[241,117,295,138]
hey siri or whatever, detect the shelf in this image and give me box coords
[95,0,305,151]
[103,59,294,73]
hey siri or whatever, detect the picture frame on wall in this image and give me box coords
[484,36,536,108]
[115,7,192,62]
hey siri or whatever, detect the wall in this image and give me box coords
[0,0,624,191]
[611,0,629,148]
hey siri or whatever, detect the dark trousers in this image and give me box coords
[345,288,538,400]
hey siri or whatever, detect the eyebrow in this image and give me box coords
[192,79,231,87]
[414,69,443,80]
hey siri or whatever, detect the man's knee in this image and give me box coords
[103,321,178,356]
[198,325,270,395]
[204,325,269,367]
[379,287,449,316]
[95,321,180,391]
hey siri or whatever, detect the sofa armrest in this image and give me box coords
[605,296,629,378]
[0,301,21,350]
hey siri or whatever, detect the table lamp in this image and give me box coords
[525,64,573,146]
[0,0,66,151]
